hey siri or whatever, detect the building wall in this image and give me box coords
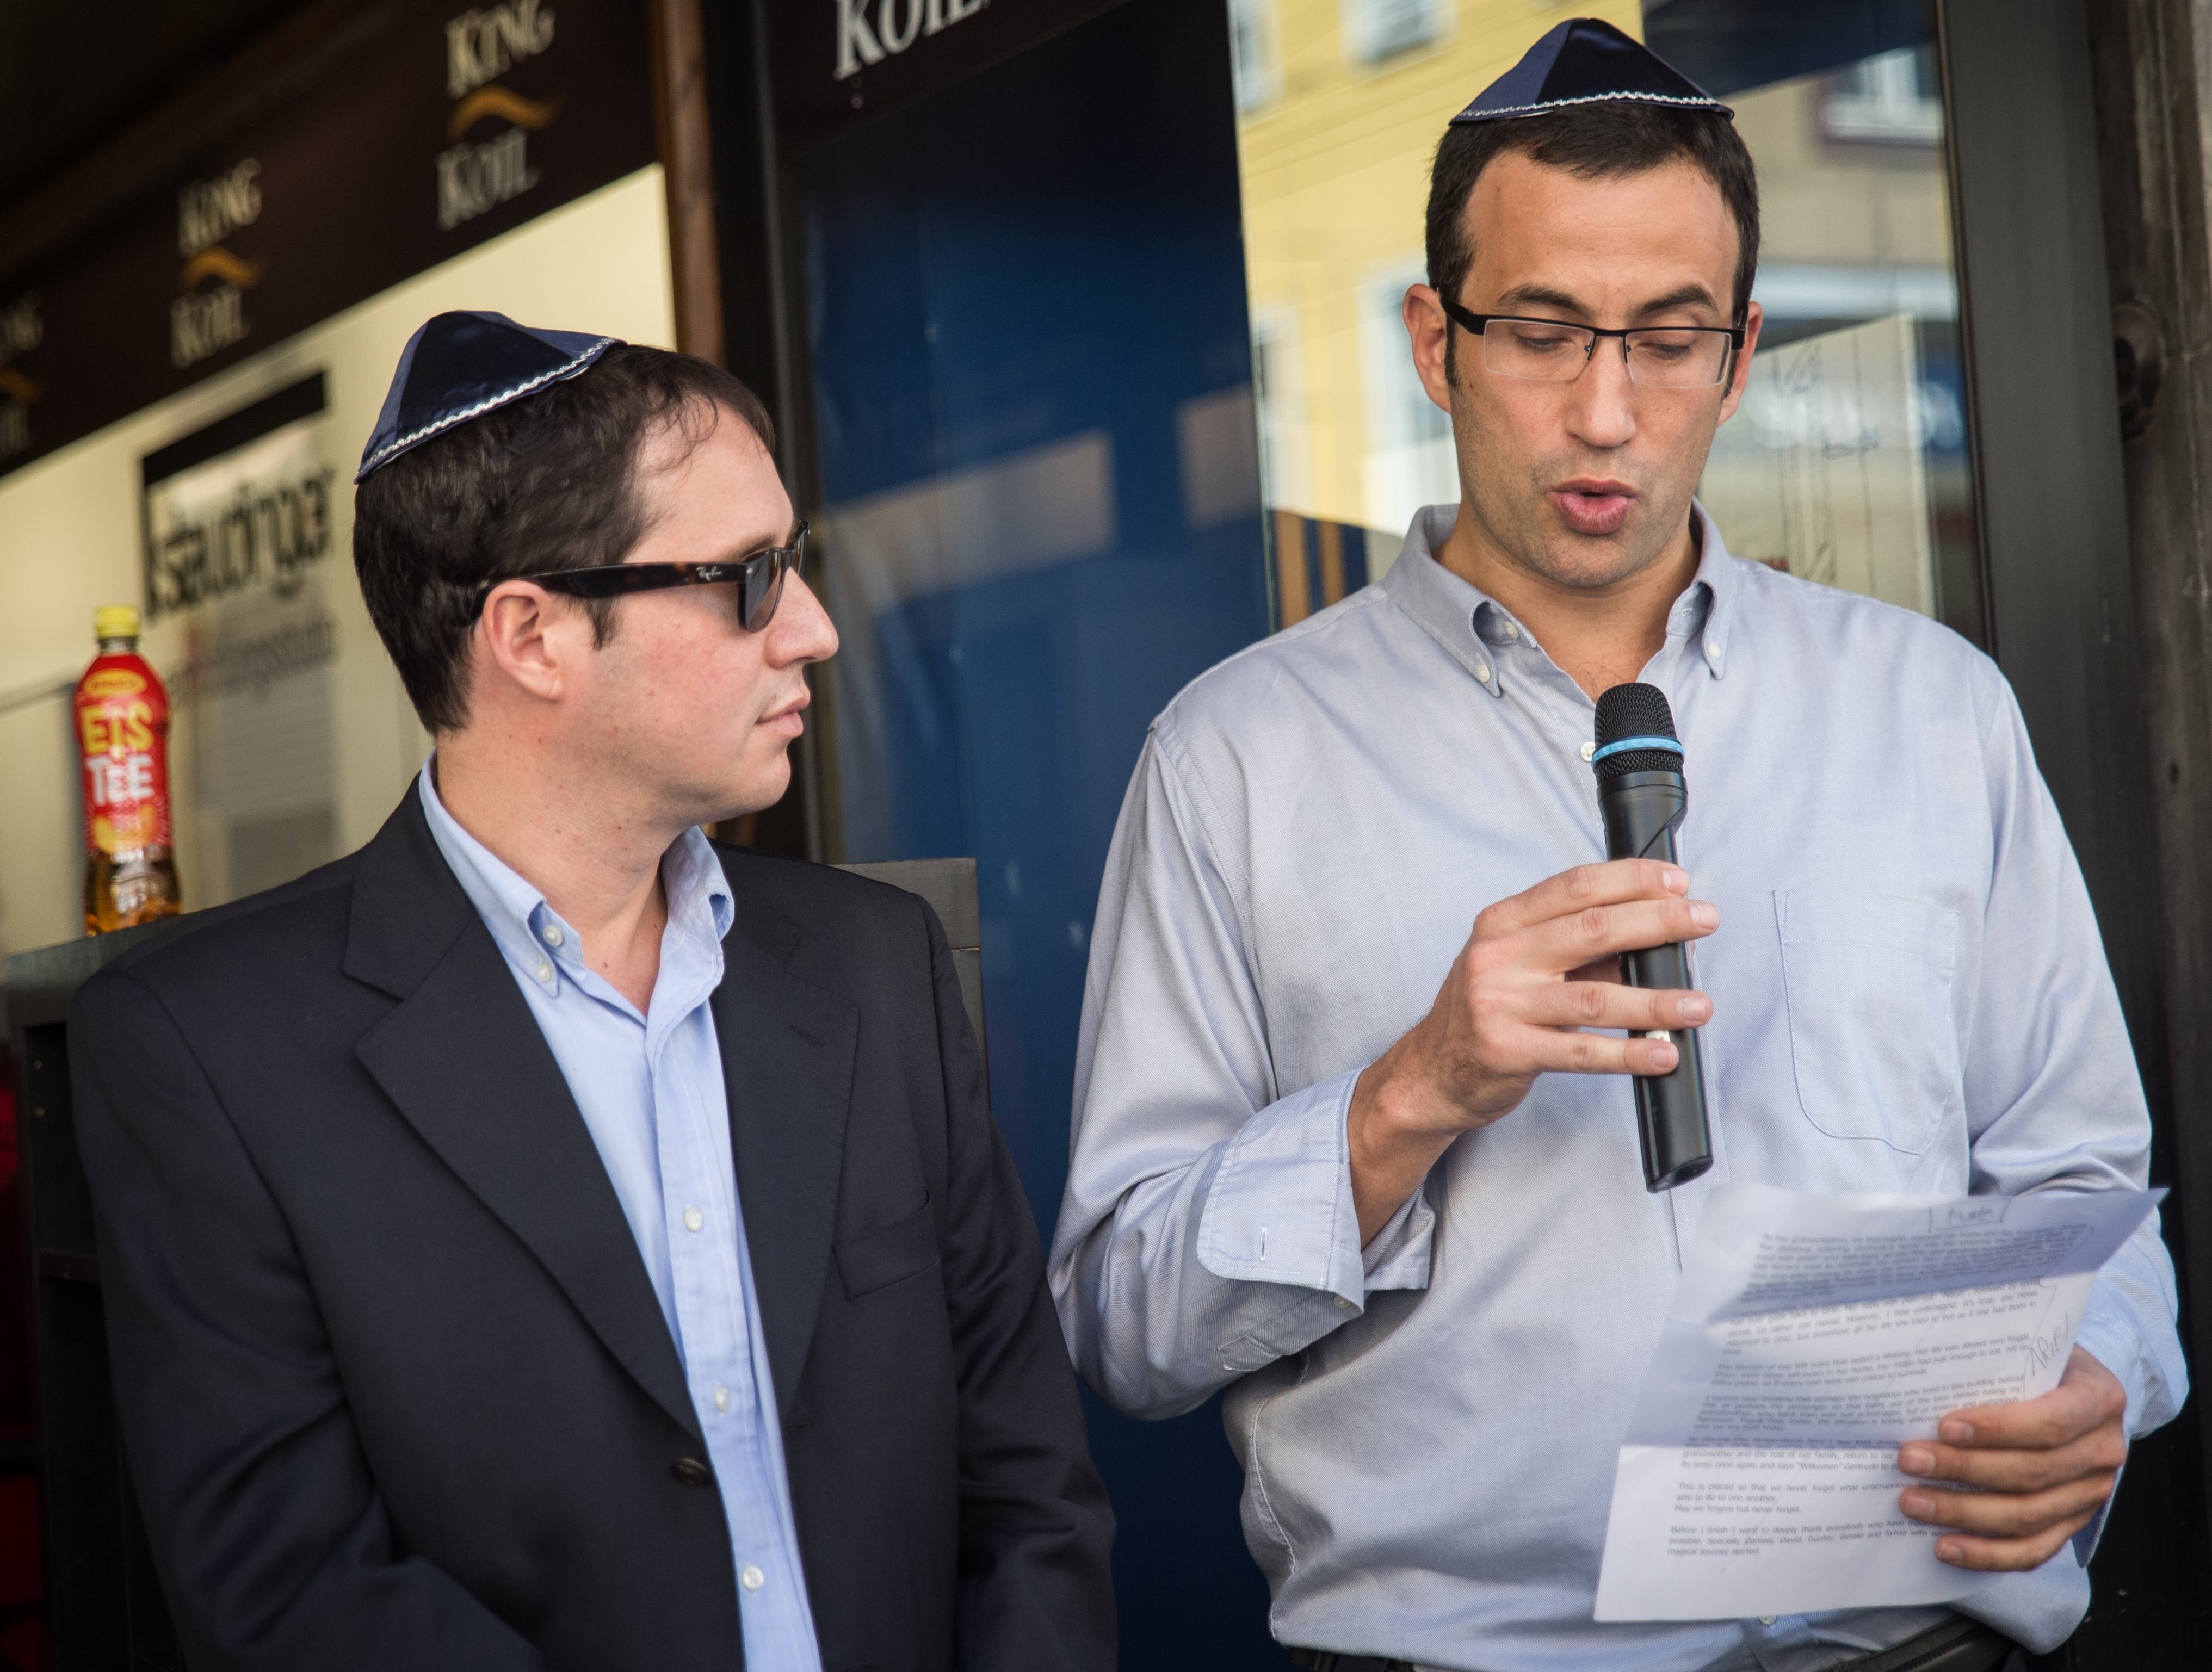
[0,165,673,959]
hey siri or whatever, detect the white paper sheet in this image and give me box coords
[1593,1185,2160,1622]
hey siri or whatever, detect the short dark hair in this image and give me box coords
[1425,104,1760,360]
[353,343,777,733]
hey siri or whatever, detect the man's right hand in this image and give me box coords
[1346,859,1717,1242]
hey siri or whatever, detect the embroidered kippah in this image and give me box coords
[355,311,619,483]
[1450,16,1731,126]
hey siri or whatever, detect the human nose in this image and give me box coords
[767,572,839,665]
[1563,335,1638,450]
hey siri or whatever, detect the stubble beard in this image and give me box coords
[1449,388,1708,593]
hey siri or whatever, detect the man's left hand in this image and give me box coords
[1896,1347,2127,1570]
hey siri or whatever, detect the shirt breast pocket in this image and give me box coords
[1775,888,1961,1154]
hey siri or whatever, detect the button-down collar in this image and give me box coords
[1380,500,1740,697]
[416,763,732,1018]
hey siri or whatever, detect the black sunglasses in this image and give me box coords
[501,522,810,634]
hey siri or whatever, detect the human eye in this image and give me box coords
[1630,330,1700,363]
[1505,320,1583,354]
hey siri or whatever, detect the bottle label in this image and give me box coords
[75,655,172,857]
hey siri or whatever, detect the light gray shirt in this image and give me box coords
[1050,506,2186,1672]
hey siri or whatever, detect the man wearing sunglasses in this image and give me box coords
[1055,19,2181,1672]
[69,314,1115,1672]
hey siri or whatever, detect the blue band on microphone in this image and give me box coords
[1591,735,1684,764]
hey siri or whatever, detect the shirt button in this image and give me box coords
[1706,641,1722,660]
[1334,1296,1352,1310]
[534,962,553,983]
[740,1564,765,1592]
[714,1384,731,1412]
[1503,622,1521,641]
[1759,1615,1777,1626]
[1475,662,1492,683]
[1580,740,1596,763]
[540,924,564,948]
[683,1206,703,1234]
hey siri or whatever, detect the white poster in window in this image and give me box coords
[142,408,342,903]
[1698,312,1936,618]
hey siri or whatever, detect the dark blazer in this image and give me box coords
[69,794,1115,1671]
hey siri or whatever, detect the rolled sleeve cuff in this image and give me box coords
[2075,1271,2183,1440]
[2071,1273,2185,1568]
[1195,1067,1435,1306]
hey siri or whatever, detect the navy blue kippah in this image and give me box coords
[1451,17,1730,126]
[355,311,618,483]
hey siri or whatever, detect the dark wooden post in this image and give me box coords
[2081,0,2212,1654]
[648,0,725,367]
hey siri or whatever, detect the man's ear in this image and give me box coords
[474,580,578,707]
[1717,299,1764,426]
[1404,283,1459,415]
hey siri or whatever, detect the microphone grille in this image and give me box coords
[1592,683,1683,782]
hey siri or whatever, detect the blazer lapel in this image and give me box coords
[712,883,858,1417]
[345,798,700,1440]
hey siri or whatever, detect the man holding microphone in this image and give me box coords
[1053,19,2183,1672]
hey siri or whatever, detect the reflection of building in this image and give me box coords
[1696,60,1981,635]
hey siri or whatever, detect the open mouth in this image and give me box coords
[1549,480,1638,537]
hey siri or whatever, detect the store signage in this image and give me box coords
[140,374,346,897]
[0,0,653,483]
[145,427,335,623]
[174,159,264,369]
[835,0,990,80]
[447,1,558,96]
[439,1,562,230]
[141,375,336,628]
[778,0,1128,153]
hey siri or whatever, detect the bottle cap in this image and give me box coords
[94,605,141,642]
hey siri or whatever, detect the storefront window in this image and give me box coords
[1679,12,1984,641]
[798,0,1268,1221]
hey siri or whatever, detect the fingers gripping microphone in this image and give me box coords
[1592,684,1713,1193]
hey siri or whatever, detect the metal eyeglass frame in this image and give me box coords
[1439,298,1746,388]
[499,521,810,633]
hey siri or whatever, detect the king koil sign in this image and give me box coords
[774,0,1120,155]
[835,0,988,79]
[439,2,560,230]
[0,0,653,487]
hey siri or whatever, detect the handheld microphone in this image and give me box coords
[1591,683,1713,1193]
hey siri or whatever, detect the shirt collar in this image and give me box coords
[1377,499,1740,692]
[415,759,733,1002]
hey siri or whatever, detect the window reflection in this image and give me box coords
[1698,28,1981,640]
[1345,0,1447,67]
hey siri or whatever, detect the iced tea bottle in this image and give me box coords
[77,605,181,933]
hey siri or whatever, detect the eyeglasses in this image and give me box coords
[1440,299,1745,390]
[507,522,809,633]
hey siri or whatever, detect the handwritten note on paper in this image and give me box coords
[1593,1185,2160,1623]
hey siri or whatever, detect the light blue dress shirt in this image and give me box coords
[1050,507,2187,1672]
[419,765,823,1672]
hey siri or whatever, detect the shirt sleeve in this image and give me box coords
[1048,723,1435,1422]
[1961,675,2188,1445]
